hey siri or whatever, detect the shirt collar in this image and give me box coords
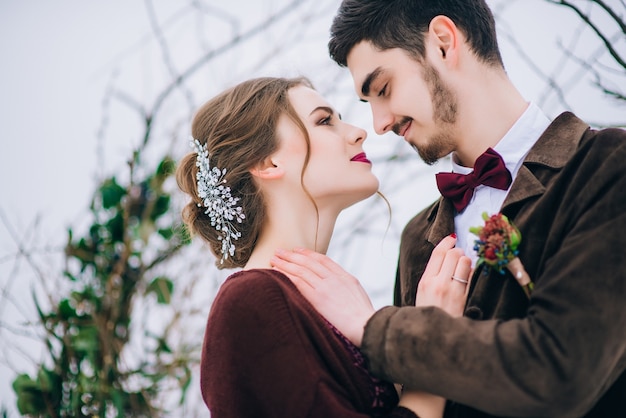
[451,102,551,177]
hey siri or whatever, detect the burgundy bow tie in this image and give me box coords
[436,148,512,212]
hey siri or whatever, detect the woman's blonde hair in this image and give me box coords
[176,77,313,269]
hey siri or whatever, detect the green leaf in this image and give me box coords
[106,211,125,243]
[155,156,175,179]
[509,226,522,248]
[150,194,170,221]
[12,374,46,415]
[156,336,172,354]
[157,227,174,239]
[12,374,38,393]
[72,325,99,353]
[469,226,482,236]
[177,366,192,404]
[146,276,174,304]
[107,387,124,417]
[177,224,192,245]
[37,368,52,391]
[101,177,127,209]
[58,299,77,321]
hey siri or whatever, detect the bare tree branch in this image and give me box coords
[145,0,195,115]
[546,0,626,68]
[143,0,307,149]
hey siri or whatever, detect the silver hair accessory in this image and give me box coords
[191,139,245,263]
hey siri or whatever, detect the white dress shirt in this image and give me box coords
[452,102,551,266]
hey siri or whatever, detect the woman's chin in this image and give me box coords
[343,185,382,209]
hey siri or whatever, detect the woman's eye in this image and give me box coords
[319,115,332,125]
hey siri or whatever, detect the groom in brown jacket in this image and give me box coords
[272,0,626,417]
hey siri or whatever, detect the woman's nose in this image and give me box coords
[346,124,367,144]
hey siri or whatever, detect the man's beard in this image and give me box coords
[413,64,458,165]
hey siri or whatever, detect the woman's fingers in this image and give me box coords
[421,235,458,279]
[439,247,466,279]
[416,237,473,317]
[452,256,473,297]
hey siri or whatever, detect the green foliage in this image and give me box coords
[13,156,192,417]
[146,277,174,305]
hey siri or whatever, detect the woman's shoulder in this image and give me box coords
[205,269,323,352]
[213,269,298,311]
[221,268,292,292]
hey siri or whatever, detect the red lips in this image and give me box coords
[350,152,371,164]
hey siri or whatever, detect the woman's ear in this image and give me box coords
[250,156,285,180]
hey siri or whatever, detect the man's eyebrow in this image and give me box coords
[361,66,384,98]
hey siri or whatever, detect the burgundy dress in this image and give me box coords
[200,269,418,417]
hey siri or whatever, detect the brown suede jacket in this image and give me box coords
[200,269,417,418]
[362,113,626,417]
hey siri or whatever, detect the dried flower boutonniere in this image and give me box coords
[469,212,534,298]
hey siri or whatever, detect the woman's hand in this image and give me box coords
[399,390,446,418]
[415,234,472,317]
[271,248,374,347]
[396,235,471,418]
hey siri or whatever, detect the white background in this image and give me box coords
[1,0,624,415]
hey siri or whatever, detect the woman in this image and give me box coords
[176,77,471,417]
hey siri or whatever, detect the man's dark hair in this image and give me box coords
[328,0,503,68]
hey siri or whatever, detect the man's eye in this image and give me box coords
[378,84,388,97]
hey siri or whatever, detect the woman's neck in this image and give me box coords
[244,203,339,270]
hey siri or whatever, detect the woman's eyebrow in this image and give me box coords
[309,106,335,116]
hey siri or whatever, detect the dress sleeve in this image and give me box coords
[201,271,420,418]
[362,130,626,417]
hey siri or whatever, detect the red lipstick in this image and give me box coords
[350,152,371,164]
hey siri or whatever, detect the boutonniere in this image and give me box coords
[469,212,534,298]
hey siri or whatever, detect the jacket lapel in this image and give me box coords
[502,112,589,220]
[425,198,455,247]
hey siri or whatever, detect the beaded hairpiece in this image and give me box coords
[191,139,245,263]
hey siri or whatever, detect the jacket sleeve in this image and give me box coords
[362,131,626,417]
[201,272,419,418]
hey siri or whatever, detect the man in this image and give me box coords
[272,0,626,417]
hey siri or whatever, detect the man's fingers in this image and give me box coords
[293,247,348,277]
[270,254,322,289]
[273,248,331,279]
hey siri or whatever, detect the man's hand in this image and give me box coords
[271,248,373,347]
[271,235,472,346]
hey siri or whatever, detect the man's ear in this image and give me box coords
[428,15,459,65]
[249,156,285,180]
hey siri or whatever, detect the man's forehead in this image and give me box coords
[347,42,388,97]
[347,41,381,72]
